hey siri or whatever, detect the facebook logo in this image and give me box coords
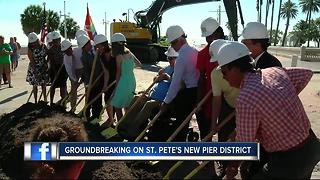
[24,142,57,161]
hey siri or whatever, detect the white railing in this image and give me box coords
[268,46,320,62]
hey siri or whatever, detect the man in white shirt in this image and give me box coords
[61,40,83,109]
[161,25,199,141]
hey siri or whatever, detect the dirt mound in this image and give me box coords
[0,102,162,179]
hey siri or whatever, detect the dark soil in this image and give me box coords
[0,102,215,179]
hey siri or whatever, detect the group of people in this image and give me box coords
[23,16,320,179]
[26,30,143,126]
[158,18,320,179]
[0,36,21,88]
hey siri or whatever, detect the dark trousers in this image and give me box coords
[171,87,197,142]
[218,97,236,169]
[218,97,236,142]
[85,83,103,120]
[195,110,211,140]
[2,73,7,82]
[253,129,320,179]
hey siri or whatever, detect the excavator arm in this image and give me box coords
[135,0,240,41]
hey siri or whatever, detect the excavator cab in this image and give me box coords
[110,0,242,63]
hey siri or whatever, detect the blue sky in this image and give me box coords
[0,0,318,46]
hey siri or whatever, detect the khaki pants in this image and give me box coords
[70,80,79,109]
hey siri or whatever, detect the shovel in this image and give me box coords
[183,130,236,180]
[101,81,157,139]
[85,52,99,104]
[72,73,104,115]
[163,111,236,179]
[82,80,116,121]
[46,64,65,98]
[26,89,34,103]
[166,90,213,142]
[134,110,164,142]
[59,83,85,107]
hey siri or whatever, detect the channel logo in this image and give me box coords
[24,142,58,161]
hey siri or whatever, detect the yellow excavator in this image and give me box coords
[110,0,243,63]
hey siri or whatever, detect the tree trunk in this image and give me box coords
[259,0,263,22]
[274,0,282,46]
[270,0,275,42]
[265,0,270,28]
[282,16,290,46]
[307,10,312,47]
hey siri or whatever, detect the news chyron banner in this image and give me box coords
[24,142,259,161]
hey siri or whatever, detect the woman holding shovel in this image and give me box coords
[26,32,49,103]
[109,33,141,126]
[94,34,117,126]
[47,31,68,105]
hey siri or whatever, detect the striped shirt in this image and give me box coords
[236,67,313,152]
[164,43,199,104]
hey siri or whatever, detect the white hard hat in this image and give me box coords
[77,35,90,48]
[201,17,220,37]
[51,31,61,40]
[165,46,179,57]
[209,39,228,62]
[76,30,88,39]
[61,40,72,51]
[166,25,185,43]
[46,32,53,43]
[94,34,108,45]
[241,22,268,40]
[28,32,38,43]
[111,33,126,43]
[217,42,250,67]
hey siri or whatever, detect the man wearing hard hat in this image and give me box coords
[196,17,225,142]
[241,22,282,69]
[208,39,241,178]
[160,25,199,141]
[47,31,68,105]
[215,42,320,179]
[61,40,83,109]
[78,34,104,119]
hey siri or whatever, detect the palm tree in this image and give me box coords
[46,10,60,32]
[299,0,320,46]
[20,5,43,35]
[20,5,60,36]
[274,0,283,45]
[270,0,275,42]
[265,0,272,28]
[59,17,80,40]
[280,0,298,46]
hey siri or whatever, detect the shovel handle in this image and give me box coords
[134,110,163,142]
[70,73,104,113]
[165,114,236,179]
[115,80,157,128]
[27,89,34,103]
[83,81,116,121]
[46,64,65,97]
[166,90,212,142]
[85,52,99,104]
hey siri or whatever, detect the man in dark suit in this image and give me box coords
[241,22,282,69]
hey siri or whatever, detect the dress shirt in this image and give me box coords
[164,43,199,104]
[236,67,313,152]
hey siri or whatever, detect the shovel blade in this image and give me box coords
[101,127,118,139]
